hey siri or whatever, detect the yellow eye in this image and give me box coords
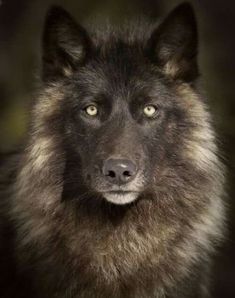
[85,105,98,116]
[143,105,157,117]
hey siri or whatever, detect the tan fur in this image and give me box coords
[163,60,180,78]
[176,83,220,172]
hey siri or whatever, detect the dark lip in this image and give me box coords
[102,190,139,194]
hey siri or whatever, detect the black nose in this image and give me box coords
[102,159,137,185]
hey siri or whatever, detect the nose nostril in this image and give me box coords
[123,171,131,177]
[107,170,116,178]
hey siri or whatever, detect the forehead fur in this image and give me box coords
[74,20,161,82]
[62,23,171,101]
[86,19,156,49]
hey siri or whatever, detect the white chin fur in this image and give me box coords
[104,192,138,205]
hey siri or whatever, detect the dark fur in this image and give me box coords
[0,3,225,298]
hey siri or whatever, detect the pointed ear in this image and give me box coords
[147,3,198,81]
[42,6,92,81]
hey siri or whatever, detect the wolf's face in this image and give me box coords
[41,4,201,205]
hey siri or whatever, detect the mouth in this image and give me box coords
[102,191,139,205]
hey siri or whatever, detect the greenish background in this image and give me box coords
[0,0,234,296]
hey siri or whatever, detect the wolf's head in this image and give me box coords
[31,3,219,207]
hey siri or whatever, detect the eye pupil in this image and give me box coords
[85,105,98,116]
[144,105,157,118]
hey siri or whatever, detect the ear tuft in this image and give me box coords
[147,2,198,81]
[42,6,92,81]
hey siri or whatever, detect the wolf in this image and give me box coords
[0,2,226,298]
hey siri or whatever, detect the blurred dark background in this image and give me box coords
[0,0,234,297]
